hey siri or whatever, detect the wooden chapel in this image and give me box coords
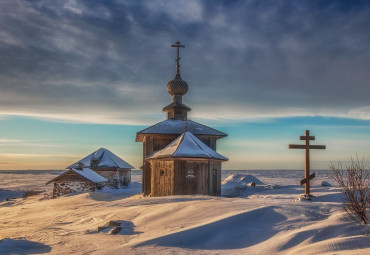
[136,41,228,196]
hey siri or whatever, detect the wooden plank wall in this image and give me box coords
[150,160,174,196]
[174,160,209,195]
[142,136,176,196]
[212,162,221,196]
[142,137,152,196]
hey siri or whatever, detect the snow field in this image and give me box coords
[0,170,369,254]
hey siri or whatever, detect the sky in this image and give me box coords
[0,0,370,170]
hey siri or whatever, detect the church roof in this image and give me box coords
[46,168,107,185]
[66,148,135,169]
[147,132,228,161]
[136,119,227,142]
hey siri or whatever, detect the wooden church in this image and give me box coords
[136,41,228,196]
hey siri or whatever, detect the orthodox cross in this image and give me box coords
[289,130,326,196]
[171,41,185,74]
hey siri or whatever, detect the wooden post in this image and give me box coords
[289,130,326,196]
[304,130,311,195]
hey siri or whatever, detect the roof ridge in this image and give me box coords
[172,132,186,156]
[104,149,120,167]
[187,132,215,158]
[189,120,228,136]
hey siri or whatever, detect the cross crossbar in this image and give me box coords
[300,136,315,140]
[300,173,315,185]
[310,145,326,149]
[289,145,326,150]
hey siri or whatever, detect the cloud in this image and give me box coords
[0,139,25,143]
[145,0,203,23]
[0,0,369,125]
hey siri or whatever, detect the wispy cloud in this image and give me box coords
[0,0,369,124]
[0,153,76,158]
[0,139,25,143]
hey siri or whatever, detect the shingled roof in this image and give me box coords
[136,119,227,142]
[147,132,228,161]
[67,148,134,169]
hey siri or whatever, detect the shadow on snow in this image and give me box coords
[135,206,286,250]
[0,239,51,255]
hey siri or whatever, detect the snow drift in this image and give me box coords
[221,174,264,197]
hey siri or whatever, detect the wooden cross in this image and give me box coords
[289,130,326,196]
[171,41,185,74]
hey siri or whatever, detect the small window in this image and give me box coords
[160,170,165,176]
[91,159,98,167]
[186,169,195,178]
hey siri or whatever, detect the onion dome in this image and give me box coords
[167,73,188,95]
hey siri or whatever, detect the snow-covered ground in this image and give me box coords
[0,170,369,254]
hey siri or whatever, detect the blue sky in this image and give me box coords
[0,0,369,170]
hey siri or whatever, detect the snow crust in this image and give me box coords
[67,148,135,169]
[0,170,369,255]
[147,132,228,160]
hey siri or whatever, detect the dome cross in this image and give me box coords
[171,41,185,74]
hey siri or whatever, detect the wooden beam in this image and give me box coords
[300,136,315,140]
[309,145,326,150]
[289,144,306,149]
[289,144,326,150]
[300,173,315,185]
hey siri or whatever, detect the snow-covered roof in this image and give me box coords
[71,168,108,183]
[67,148,134,169]
[136,119,227,142]
[147,132,228,161]
[46,168,107,185]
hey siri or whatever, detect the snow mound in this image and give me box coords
[222,174,264,197]
[222,174,264,186]
[322,181,332,187]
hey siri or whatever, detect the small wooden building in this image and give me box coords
[66,148,134,188]
[146,131,228,196]
[136,41,227,196]
[46,167,107,198]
